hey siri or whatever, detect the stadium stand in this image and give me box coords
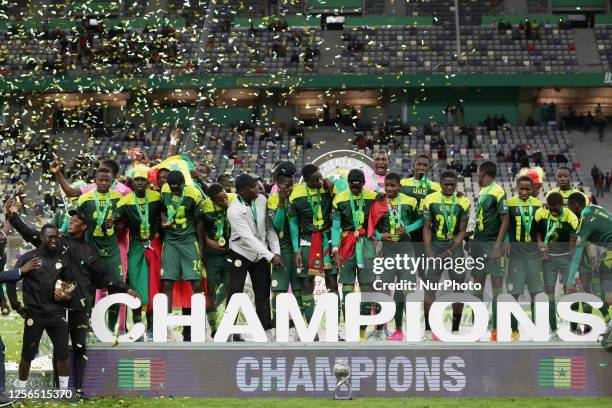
[339,20,577,74]
[201,17,321,74]
[594,23,612,70]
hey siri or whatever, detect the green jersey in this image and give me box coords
[546,187,589,207]
[374,193,419,243]
[332,188,378,232]
[77,189,123,257]
[289,183,333,235]
[507,196,541,258]
[161,184,203,244]
[474,182,508,242]
[535,207,578,255]
[267,192,292,250]
[569,205,612,283]
[115,190,163,242]
[422,191,471,244]
[400,176,441,209]
[198,193,236,247]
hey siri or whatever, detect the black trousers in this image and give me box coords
[227,251,272,331]
[0,335,5,393]
[53,310,89,390]
[22,313,69,362]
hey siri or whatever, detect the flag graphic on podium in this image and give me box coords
[538,357,587,390]
[118,358,166,390]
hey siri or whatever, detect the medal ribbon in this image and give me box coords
[440,193,457,238]
[544,209,563,244]
[133,192,150,241]
[387,196,403,236]
[306,187,324,230]
[214,204,226,240]
[348,191,365,266]
[417,175,431,192]
[239,196,259,237]
[517,197,534,238]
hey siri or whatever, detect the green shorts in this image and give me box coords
[508,256,543,295]
[295,244,337,279]
[470,241,504,278]
[161,240,203,281]
[543,255,571,289]
[376,242,417,286]
[271,248,302,292]
[424,242,465,283]
[339,252,375,285]
[599,250,612,300]
[204,252,231,289]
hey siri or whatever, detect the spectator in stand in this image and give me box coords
[591,165,600,185]
[605,171,611,193]
[584,111,593,133]
[595,171,605,198]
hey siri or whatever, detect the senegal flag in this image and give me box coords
[150,155,197,187]
[538,357,586,390]
[118,358,166,390]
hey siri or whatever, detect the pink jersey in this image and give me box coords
[365,173,385,193]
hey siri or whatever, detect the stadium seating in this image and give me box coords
[594,24,612,70]
[339,22,577,74]
[201,22,321,75]
[405,0,494,26]
[0,22,200,76]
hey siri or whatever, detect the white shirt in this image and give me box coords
[227,194,280,262]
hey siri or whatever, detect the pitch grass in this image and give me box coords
[14,397,612,408]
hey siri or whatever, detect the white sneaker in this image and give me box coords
[549,331,562,342]
[367,329,385,341]
[167,327,177,342]
[13,379,26,389]
[266,328,276,342]
[288,327,299,342]
[338,329,346,342]
[423,330,433,341]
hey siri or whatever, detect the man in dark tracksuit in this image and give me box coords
[0,246,40,406]
[6,225,71,390]
[5,205,136,396]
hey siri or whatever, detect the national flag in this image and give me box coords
[150,155,196,187]
[118,358,166,390]
[538,357,587,390]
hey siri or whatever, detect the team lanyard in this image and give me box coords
[239,196,259,238]
[133,192,150,240]
[417,175,431,191]
[544,209,564,244]
[166,187,185,224]
[213,204,226,240]
[517,197,534,241]
[306,187,324,230]
[373,174,384,193]
[348,190,364,236]
[94,187,114,227]
[440,193,457,235]
[387,195,403,236]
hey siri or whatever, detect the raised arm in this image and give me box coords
[50,160,82,198]
[5,199,41,246]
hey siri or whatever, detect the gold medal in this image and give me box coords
[279,230,284,239]
[525,235,531,242]
[354,230,359,238]
[218,237,226,247]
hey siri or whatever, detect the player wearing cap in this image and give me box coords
[197,183,236,336]
[367,172,422,341]
[506,176,543,341]
[331,169,378,341]
[422,170,471,340]
[470,161,509,341]
[267,162,302,332]
[535,191,579,338]
[227,174,281,341]
[114,165,163,340]
[75,166,124,332]
[160,170,205,340]
[288,164,336,332]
